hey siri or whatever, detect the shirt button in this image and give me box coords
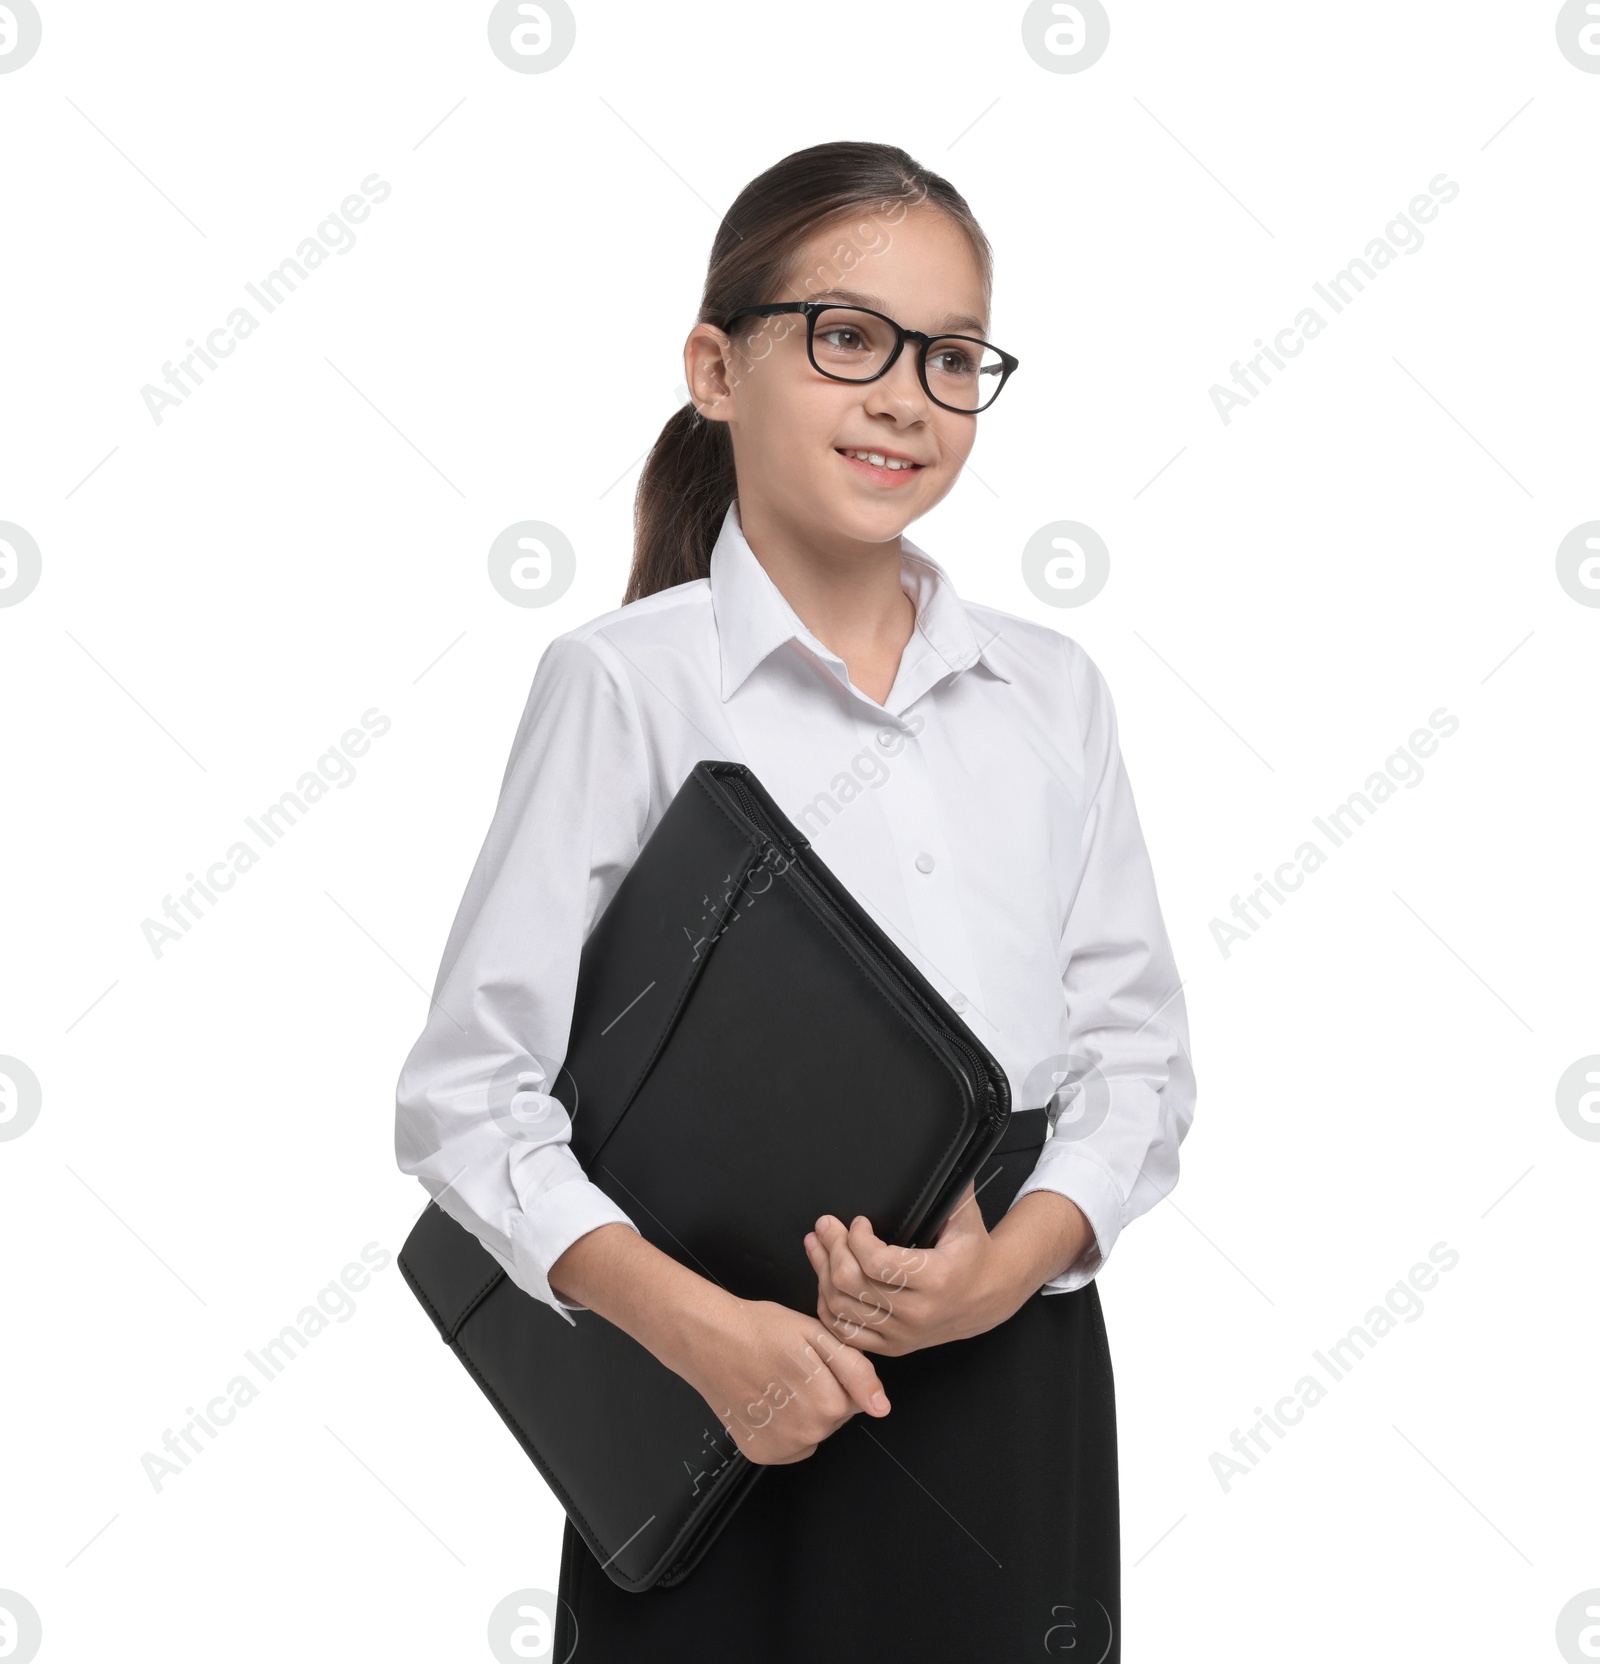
[950,991,968,1012]
[876,730,896,748]
[915,851,935,873]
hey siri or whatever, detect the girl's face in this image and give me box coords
[686,205,991,549]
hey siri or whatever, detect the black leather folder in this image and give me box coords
[399,759,1019,1590]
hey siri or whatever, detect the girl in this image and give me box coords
[395,139,1195,1662]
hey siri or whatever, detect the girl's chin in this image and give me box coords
[812,501,922,544]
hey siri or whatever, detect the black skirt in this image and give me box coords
[553,1109,1120,1663]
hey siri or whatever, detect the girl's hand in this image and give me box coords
[804,1181,1095,1356]
[549,1219,892,1463]
[674,1295,894,1465]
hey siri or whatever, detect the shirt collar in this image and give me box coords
[707,498,1011,710]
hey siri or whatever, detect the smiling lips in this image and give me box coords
[836,446,926,483]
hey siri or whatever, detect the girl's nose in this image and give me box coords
[861,349,930,418]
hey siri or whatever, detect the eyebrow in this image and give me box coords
[807,288,989,337]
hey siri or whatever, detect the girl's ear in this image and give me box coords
[684,324,737,425]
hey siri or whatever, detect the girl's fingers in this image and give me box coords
[817,1215,864,1289]
[822,1283,896,1338]
[849,1223,924,1289]
[806,1229,900,1341]
[809,1325,890,1416]
[809,1220,872,1307]
[814,1214,918,1298]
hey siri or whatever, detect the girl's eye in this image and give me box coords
[818,328,867,352]
[930,347,977,377]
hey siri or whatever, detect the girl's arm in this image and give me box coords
[393,632,650,1326]
[395,630,890,1456]
[1008,636,1198,1287]
[809,636,1197,1351]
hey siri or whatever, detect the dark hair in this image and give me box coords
[623,141,993,605]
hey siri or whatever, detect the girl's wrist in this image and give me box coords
[651,1278,746,1377]
[987,1192,1094,1306]
[553,1226,738,1376]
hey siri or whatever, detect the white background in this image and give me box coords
[2,2,1596,1659]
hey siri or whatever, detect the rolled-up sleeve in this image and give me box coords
[394,631,649,1325]
[1008,638,1197,1293]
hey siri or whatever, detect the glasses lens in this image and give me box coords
[924,336,1008,411]
[810,307,898,381]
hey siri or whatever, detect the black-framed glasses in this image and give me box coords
[720,301,1019,414]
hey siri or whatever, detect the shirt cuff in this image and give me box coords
[507,1178,640,1326]
[1007,1142,1126,1294]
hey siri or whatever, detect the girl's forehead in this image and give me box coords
[783,209,989,320]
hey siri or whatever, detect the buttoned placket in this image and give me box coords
[708,500,1005,1043]
[790,631,992,1035]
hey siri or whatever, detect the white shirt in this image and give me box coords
[394,498,1196,1326]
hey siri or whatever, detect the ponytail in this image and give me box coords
[623,402,737,604]
[622,139,992,604]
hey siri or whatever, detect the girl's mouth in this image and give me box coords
[835,447,925,485]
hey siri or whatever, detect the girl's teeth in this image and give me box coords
[846,449,915,470]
